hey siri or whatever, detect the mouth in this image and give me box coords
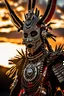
[27,44,33,48]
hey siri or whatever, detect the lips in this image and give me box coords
[27,44,33,48]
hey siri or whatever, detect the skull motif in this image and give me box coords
[23,10,42,54]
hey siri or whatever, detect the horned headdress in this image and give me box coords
[4,0,57,53]
[4,0,57,31]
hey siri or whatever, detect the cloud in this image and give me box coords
[11,0,18,3]
[0,31,22,39]
[0,0,64,36]
[0,31,23,44]
[0,25,13,28]
[2,16,9,21]
[51,28,64,37]
[0,2,6,8]
[57,5,64,14]
[52,5,64,20]
[0,37,22,44]
[53,11,62,20]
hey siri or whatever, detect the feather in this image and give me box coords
[10,70,18,96]
[51,37,56,41]
[16,49,23,56]
[6,49,25,78]
[6,49,26,95]
[21,49,24,55]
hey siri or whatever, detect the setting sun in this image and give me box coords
[0,43,25,67]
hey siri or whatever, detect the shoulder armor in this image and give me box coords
[52,63,64,83]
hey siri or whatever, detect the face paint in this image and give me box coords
[23,10,42,54]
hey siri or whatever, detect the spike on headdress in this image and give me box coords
[32,0,36,9]
[4,0,23,31]
[35,8,40,17]
[28,0,31,10]
[28,0,36,11]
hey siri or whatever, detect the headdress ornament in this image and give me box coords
[4,0,57,32]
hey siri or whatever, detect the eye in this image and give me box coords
[31,31,37,37]
[24,33,28,38]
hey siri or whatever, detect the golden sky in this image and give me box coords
[0,0,64,67]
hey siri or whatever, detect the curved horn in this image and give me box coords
[37,0,57,26]
[4,0,23,31]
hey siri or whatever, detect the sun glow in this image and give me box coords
[61,15,64,19]
[0,9,7,15]
[56,9,61,13]
[0,37,23,44]
[0,28,15,33]
[51,19,64,28]
[0,27,16,33]
[16,6,25,11]
[0,20,13,27]
[0,43,25,68]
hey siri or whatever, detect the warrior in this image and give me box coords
[4,0,64,96]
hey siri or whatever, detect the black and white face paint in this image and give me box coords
[22,11,42,54]
[23,25,42,54]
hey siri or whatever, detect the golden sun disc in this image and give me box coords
[0,43,25,68]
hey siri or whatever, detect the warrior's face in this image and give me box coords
[23,11,42,54]
[4,0,57,54]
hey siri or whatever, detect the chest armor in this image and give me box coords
[21,54,44,95]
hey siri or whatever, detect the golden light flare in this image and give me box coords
[56,9,61,13]
[7,1,14,5]
[51,19,64,28]
[61,15,64,19]
[16,6,25,11]
[14,3,18,7]
[0,20,17,32]
[0,20,13,27]
[0,8,7,16]
[10,1,14,5]
[0,43,25,68]
[0,27,16,33]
